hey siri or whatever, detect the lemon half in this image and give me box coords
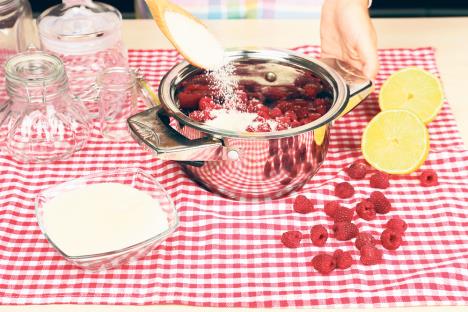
[362,110,430,174]
[379,67,443,124]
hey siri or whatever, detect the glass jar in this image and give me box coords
[0,51,91,163]
[0,0,38,99]
[37,0,128,116]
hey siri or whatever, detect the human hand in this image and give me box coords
[320,0,378,79]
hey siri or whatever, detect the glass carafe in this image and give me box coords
[0,51,91,163]
[37,0,128,116]
[0,0,38,99]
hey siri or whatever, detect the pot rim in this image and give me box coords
[158,48,350,139]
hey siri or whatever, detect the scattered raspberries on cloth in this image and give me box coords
[279,160,432,274]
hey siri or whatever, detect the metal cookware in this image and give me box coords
[128,49,372,200]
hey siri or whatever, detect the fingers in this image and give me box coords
[356,21,379,79]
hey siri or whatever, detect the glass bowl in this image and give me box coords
[35,168,178,271]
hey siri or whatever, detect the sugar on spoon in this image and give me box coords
[144,0,226,70]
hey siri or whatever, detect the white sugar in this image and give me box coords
[204,109,257,132]
[165,12,225,70]
[206,62,240,109]
[164,12,242,108]
[205,109,278,132]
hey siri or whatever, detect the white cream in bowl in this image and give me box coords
[41,183,169,257]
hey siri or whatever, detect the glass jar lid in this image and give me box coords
[5,50,65,86]
[37,0,123,55]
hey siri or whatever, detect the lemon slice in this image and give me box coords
[362,110,430,174]
[379,67,443,124]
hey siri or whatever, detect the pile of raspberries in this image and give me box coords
[281,160,438,274]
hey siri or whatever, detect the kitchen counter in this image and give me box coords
[1,17,467,312]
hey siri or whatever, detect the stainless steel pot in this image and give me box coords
[128,49,372,200]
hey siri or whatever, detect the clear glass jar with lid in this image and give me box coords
[0,50,91,163]
[37,0,128,116]
[0,0,39,98]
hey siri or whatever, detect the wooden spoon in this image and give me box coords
[144,0,225,70]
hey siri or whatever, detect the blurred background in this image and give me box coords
[31,0,468,18]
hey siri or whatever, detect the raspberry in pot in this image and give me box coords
[370,172,390,189]
[333,222,359,241]
[345,160,368,180]
[354,232,377,251]
[269,107,283,118]
[334,182,355,199]
[293,195,314,214]
[281,230,302,248]
[178,91,204,110]
[419,169,439,187]
[380,229,403,250]
[360,245,383,265]
[333,249,353,269]
[356,199,376,221]
[324,201,341,218]
[311,253,336,274]
[198,96,217,111]
[310,225,328,247]
[369,191,392,214]
[333,206,354,223]
[386,217,407,234]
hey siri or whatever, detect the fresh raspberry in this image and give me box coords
[360,245,383,265]
[310,225,328,247]
[334,182,355,199]
[356,199,376,221]
[333,222,359,241]
[281,230,302,248]
[311,253,336,274]
[293,195,314,214]
[303,83,320,98]
[386,217,408,234]
[369,172,390,189]
[380,229,402,250]
[324,201,341,218]
[256,122,272,132]
[257,108,270,119]
[178,91,204,109]
[419,169,439,187]
[333,206,354,223]
[245,126,255,132]
[333,249,353,269]
[354,232,377,251]
[284,110,298,122]
[270,107,283,118]
[188,110,212,122]
[198,96,216,110]
[345,160,368,180]
[369,191,392,214]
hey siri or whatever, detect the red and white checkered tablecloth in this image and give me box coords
[0,46,467,308]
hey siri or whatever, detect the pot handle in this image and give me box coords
[320,58,373,117]
[128,105,241,162]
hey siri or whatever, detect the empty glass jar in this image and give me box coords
[0,0,38,98]
[37,0,128,116]
[0,50,91,163]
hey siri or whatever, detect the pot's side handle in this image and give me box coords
[320,58,373,117]
[128,106,231,161]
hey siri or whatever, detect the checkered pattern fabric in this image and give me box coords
[0,46,467,308]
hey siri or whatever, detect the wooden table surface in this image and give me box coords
[1,17,467,312]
